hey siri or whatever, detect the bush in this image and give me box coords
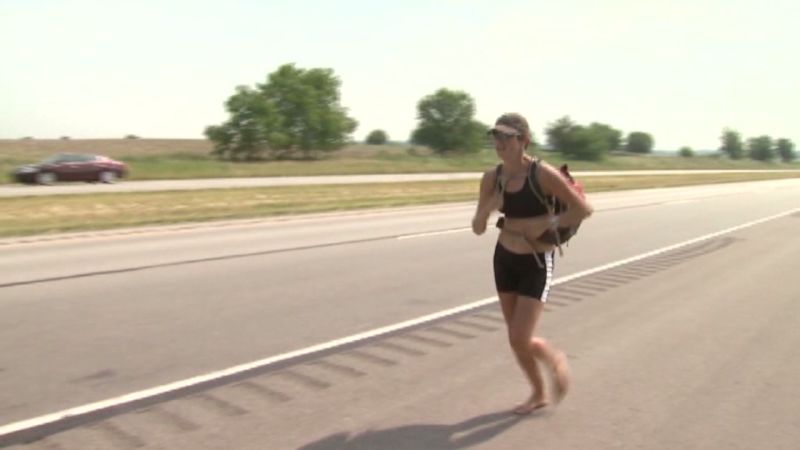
[366,130,388,145]
[625,132,654,153]
[776,138,796,163]
[545,117,612,160]
[678,146,694,157]
[561,127,609,161]
[747,136,774,161]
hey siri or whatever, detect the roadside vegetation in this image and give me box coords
[2,62,797,238]
[3,62,796,180]
[2,140,798,185]
[2,172,799,238]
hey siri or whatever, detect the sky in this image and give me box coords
[1,0,798,150]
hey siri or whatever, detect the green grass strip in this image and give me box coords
[1,172,798,238]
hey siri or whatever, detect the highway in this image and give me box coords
[1,178,799,449]
[2,169,799,197]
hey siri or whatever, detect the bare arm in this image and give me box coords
[472,169,501,235]
[537,162,593,227]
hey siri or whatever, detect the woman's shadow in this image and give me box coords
[297,409,540,450]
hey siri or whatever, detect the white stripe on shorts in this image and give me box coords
[541,251,554,302]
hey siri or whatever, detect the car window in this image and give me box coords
[42,154,70,164]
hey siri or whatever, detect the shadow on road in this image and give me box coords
[297,409,534,450]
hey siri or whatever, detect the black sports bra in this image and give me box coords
[496,161,550,218]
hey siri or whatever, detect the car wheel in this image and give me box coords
[36,172,56,185]
[99,171,117,183]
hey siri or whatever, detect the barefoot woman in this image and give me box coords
[472,113,593,414]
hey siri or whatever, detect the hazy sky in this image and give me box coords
[1,0,798,150]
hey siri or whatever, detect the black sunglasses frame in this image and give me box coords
[490,129,520,141]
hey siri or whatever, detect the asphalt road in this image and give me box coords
[2,169,799,197]
[1,178,799,449]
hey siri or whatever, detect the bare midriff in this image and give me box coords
[497,216,556,254]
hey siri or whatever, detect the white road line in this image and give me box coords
[397,228,471,239]
[664,199,700,205]
[1,207,798,437]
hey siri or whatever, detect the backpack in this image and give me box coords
[495,158,585,253]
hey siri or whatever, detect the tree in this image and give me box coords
[545,116,578,152]
[720,128,744,159]
[544,116,610,160]
[205,86,276,160]
[410,88,487,154]
[775,138,797,163]
[366,129,388,145]
[205,64,357,160]
[625,132,654,153]
[588,122,623,152]
[125,134,140,140]
[562,126,610,160]
[747,135,774,161]
[678,146,694,157]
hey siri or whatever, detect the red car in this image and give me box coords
[12,154,128,185]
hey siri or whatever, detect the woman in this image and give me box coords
[472,113,593,414]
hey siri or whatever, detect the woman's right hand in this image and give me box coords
[473,169,502,236]
[472,215,487,235]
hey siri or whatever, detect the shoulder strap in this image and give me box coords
[528,158,566,255]
[494,164,504,193]
[526,158,554,214]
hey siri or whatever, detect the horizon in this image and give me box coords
[2,0,798,151]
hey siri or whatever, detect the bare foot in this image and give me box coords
[552,351,571,404]
[512,394,549,415]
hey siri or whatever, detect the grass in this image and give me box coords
[2,172,799,238]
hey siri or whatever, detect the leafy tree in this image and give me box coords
[775,138,797,163]
[125,134,140,140]
[747,135,774,161]
[205,64,357,160]
[588,122,623,152]
[411,88,487,154]
[205,86,276,160]
[678,146,694,157]
[720,128,744,159]
[366,129,388,145]
[561,126,610,161]
[544,116,611,160]
[545,116,578,152]
[625,132,654,153]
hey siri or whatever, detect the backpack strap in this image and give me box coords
[526,158,564,256]
[526,158,555,214]
[494,164,504,194]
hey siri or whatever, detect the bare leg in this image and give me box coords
[499,292,570,414]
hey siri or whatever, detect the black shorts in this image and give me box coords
[493,242,554,302]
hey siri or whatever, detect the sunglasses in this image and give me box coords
[490,129,519,141]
